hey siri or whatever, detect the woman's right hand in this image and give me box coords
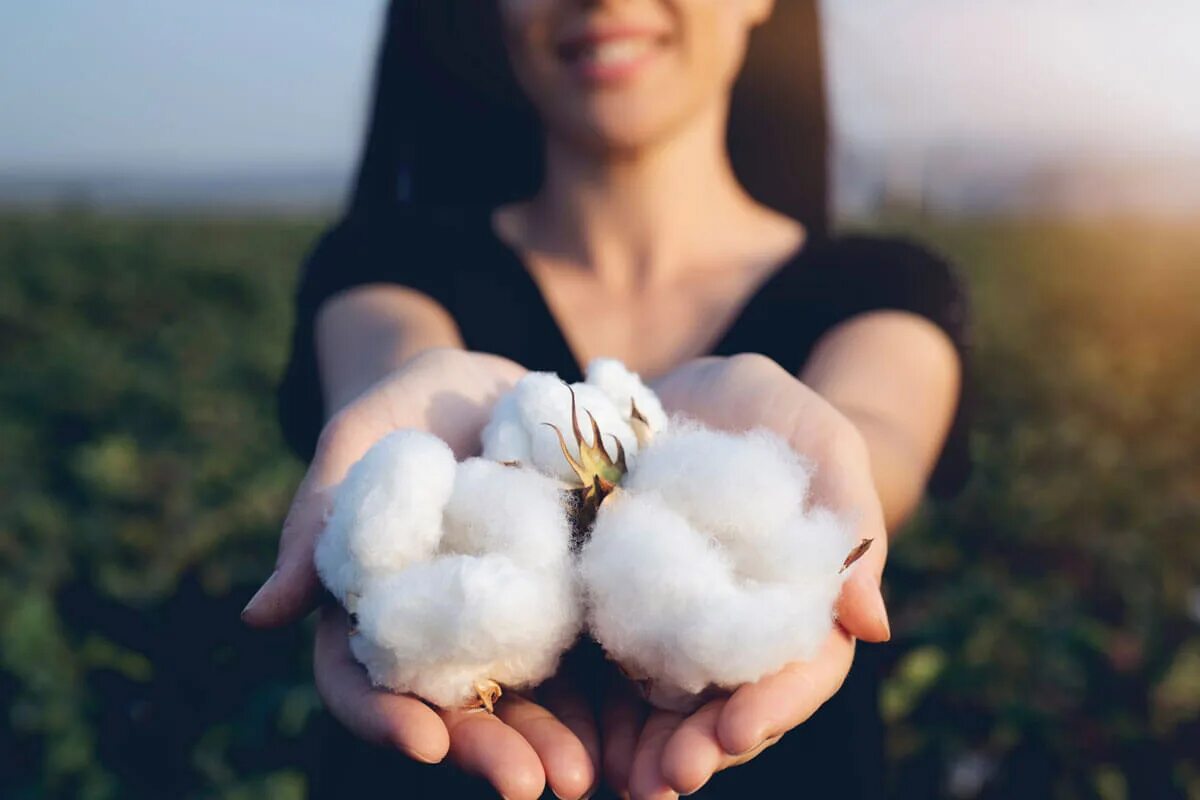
[242,348,600,800]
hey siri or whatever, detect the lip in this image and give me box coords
[557,25,670,51]
[556,26,670,85]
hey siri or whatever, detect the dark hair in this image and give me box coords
[348,0,830,234]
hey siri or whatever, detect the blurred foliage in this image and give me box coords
[866,217,1200,799]
[0,213,318,799]
[1,211,1198,798]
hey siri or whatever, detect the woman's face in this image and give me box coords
[499,0,774,153]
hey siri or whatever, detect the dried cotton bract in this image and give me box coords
[578,423,860,711]
[315,430,580,710]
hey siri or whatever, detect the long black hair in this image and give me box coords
[347,0,830,234]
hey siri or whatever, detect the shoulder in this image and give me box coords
[328,204,497,258]
[300,204,500,305]
[796,234,974,498]
[794,233,969,343]
[806,233,961,292]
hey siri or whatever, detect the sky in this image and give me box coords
[0,0,384,172]
[822,0,1200,158]
[1,1,1198,179]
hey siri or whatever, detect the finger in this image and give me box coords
[242,406,390,627]
[442,707,547,800]
[241,475,331,627]
[497,692,596,800]
[662,698,787,794]
[834,535,891,643]
[659,699,727,795]
[716,631,855,757]
[540,675,603,794]
[628,710,685,800]
[602,677,647,796]
[804,418,892,644]
[312,607,449,763]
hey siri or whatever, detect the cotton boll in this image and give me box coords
[481,372,639,482]
[585,358,669,435]
[315,430,457,604]
[577,422,856,710]
[515,374,635,476]
[622,423,812,552]
[315,428,583,709]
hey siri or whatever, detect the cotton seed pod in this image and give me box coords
[577,422,863,712]
[315,430,582,710]
[480,359,668,484]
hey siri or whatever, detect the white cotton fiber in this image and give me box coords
[441,458,572,573]
[352,554,578,708]
[578,423,855,711]
[315,430,457,605]
[480,364,668,483]
[585,358,669,434]
[622,423,812,556]
[315,432,581,708]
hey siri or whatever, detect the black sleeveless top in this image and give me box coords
[278,207,971,798]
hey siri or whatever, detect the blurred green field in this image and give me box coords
[1,211,1198,799]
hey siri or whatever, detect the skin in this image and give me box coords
[243,1,961,797]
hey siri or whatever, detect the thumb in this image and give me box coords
[241,476,333,628]
[243,412,379,628]
[834,536,890,643]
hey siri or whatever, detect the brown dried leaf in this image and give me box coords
[840,538,874,574]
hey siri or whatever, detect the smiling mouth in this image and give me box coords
[557,33,669,78]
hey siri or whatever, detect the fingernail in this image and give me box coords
[871,589,892,641]
[735,738,763,757]
[403,747,439,765]
[241,570,277,621]
[553,779,598,800]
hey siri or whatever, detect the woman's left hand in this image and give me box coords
[604,354,892,798]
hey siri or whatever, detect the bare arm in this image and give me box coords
[801,310,961,532]
[315,284,464,414]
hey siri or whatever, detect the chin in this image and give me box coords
[552,94,694,155]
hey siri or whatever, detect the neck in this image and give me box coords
[520,101,764,290]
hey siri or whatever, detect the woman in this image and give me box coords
[243,1,969,797]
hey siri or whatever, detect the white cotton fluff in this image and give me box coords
[585,358,669,434]
[315,431,581,709]
[480,360,667,482]
[315,430,457,606]
[578,423,856,711]
[621,423,813,560]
